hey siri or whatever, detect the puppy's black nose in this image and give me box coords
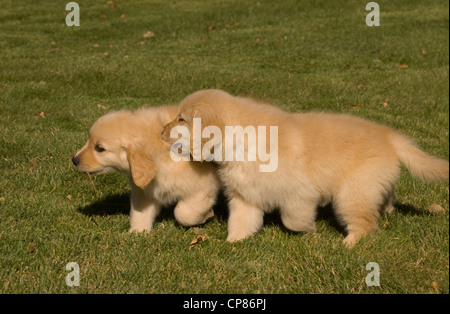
[72,156,80,166]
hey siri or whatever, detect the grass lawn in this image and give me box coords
[0,0,448,294]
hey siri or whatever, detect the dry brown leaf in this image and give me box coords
[383,102,389,108]
[39,112,45,118]
[66,195,72,201]
[399,64,408,69]
[427,203,445,214]
[0,197,5,201]
[189,234,208,251]
[97,104,107,110]
[143,31,155,38]
[27,244,36,253]
[432,281,440,293]
[106,1,117,10]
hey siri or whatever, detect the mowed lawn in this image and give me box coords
[0,0,448,294]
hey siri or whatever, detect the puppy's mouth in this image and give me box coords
[85,168,113,176]
[76,166,112,176]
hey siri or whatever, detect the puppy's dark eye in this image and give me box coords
[94,144,105,153]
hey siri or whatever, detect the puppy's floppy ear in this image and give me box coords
[126,144,156,189]
[190,102,224,130]
[186,102,224,161]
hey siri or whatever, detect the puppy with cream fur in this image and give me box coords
[73,106,220,232]
[162,89,449,247]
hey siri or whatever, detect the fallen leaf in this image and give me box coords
[66,195,72,201]
[107,0,117,10]
[350,103,363,108]
[93,44,100,48]
[189,234,208,251]
[103,52,110,58]
[97,104,107,109]
[0,197,5,201]
[27,244,36,253]
[39,112,45,118]
[120,14,125,19]
[143,31,155,38]
[432,281,440,293]
[11,169,19,175]
[427,203,445,214]
[399,64,408,69]
[383,102,389,108]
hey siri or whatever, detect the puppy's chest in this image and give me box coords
[150,166,186,204]
[219,162,274,205]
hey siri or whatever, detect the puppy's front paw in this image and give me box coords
[226,230,253,242]
[343,233,360,248]
[128,226,151,233]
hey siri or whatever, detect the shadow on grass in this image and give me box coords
[263,202,427,237]
[77,189,230,225]
[263,204,347,236]
[77,191,425,235]
[394,203,427,216]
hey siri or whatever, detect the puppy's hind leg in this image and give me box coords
[334,181,385,248]
[174,190,216,227]
[226,195,264,242]
[383,188,396,214]
[280,197,318,233]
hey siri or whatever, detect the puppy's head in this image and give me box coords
[73,111,156,189]
[161,90,227,161]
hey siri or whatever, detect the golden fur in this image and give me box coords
[73,105,220,232]
[162,89,449,247]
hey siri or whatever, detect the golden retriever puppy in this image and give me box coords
[73,106,220,233]
[161,89,449,247]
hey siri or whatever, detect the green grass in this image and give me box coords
[0,0,448,294]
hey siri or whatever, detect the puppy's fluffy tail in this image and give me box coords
[391,132,449,183]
